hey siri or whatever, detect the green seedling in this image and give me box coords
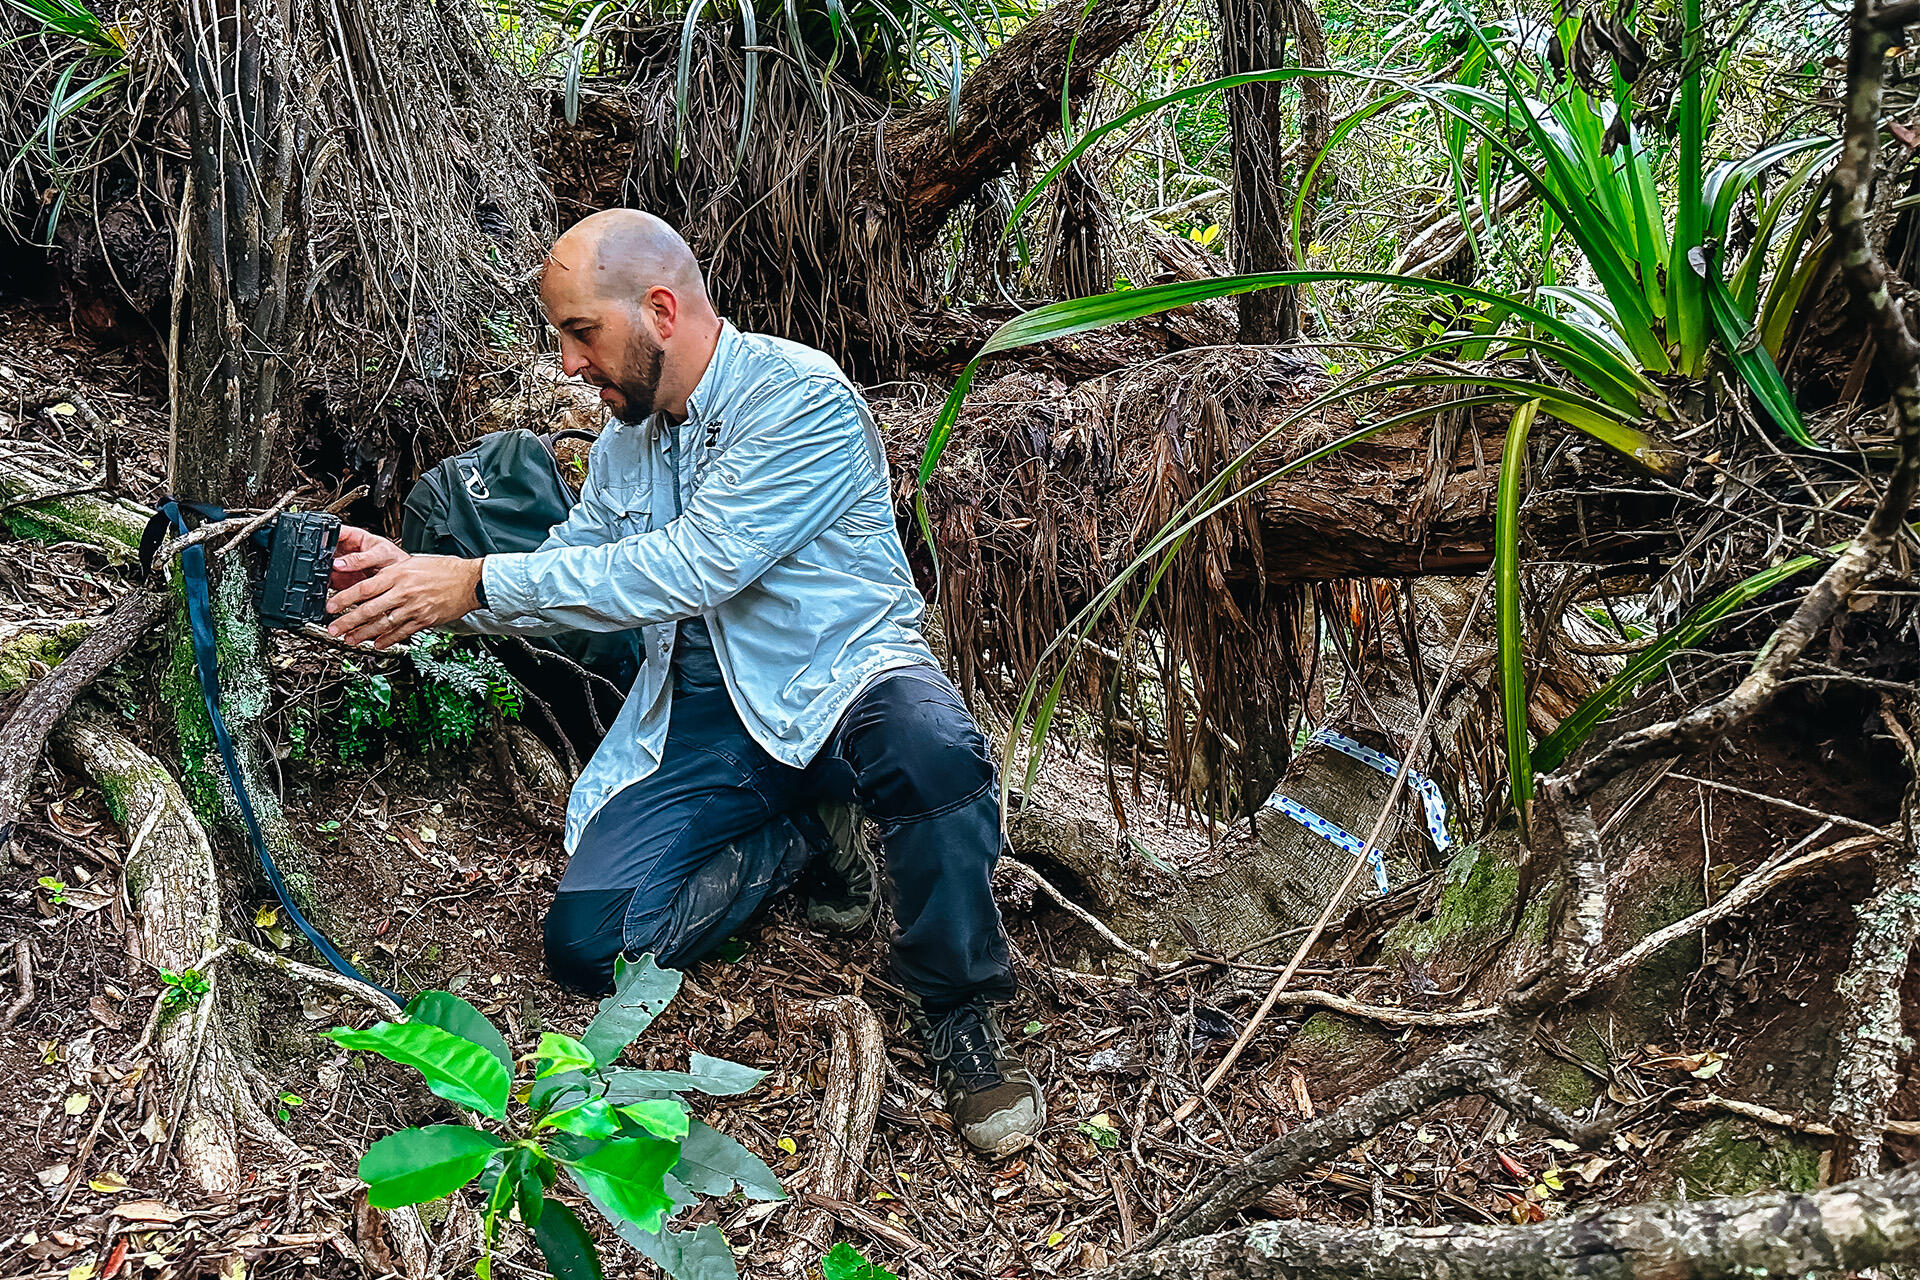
[329,956,782,1280]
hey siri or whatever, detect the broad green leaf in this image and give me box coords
[1496,400,1539,830]
[330,1021,512,1119]
[538,1031,598,1080]
[1534,549,1837,773]
[532,1199,605,1280]
[529,1068,591,1115]
[588,1197,739,1280]
[542,1098,623,1139]
[618,1098,690,1140]
[359,1125,503,1209]
[582,955,682,1068]
[404,991,512,1077]
[565,1135,681,1234]
[822,1242,900,1280]
[671,1120,785,1201]
[599,1054,769,1100]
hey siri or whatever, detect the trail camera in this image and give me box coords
[257,511,340,629]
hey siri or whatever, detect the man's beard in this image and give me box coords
[606,330,665,420]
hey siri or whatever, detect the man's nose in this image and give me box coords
[559,347,589,377]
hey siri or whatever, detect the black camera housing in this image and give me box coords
[257,511,340,629]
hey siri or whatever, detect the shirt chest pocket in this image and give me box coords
[601,489,653,537]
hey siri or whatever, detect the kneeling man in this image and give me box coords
[325,209,1042,1153]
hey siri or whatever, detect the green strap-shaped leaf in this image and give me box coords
[582,955,682,1067]
[1496,400,1539,830]
[671,1120,785,1201]
[542,1098,624,1139]
[359,1125,503,1209]
[618,1098,691,1140]
[1534,549,1836,773]
[329,1021,512,1119]
[532,1199,606,1280]
[405,991,512,1076]
[566,1135,682,1234]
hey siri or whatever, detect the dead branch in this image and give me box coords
[1001,856,1169,973]
[0,939,33,1030]
[1676,1092,1920,1139]
[1145,1036,1602,1249]
[1565,832,1885,1002]
[225,937,402,1018]
[1102,1166,1920,1280]
[779,996,887,1274]
[0,591,167,847]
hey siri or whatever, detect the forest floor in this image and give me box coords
[0,299,1895,1280]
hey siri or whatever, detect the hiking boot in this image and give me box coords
[804,801,878,933]
[912,999,1046,1154]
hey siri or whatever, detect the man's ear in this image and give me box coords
[646,285,681,341]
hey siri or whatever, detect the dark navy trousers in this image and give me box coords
[542,667,1014,1011]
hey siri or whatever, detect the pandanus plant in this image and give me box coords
[918,1,1839,826]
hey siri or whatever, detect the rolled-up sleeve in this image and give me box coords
[480,376,879,632]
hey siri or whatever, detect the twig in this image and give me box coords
[226,937,401,1017]
[1265,989,1498,1028]
[1001,857,1167,973]
[1675,1093,1920,1139]
[153,490,298,566]
[294,622,415,659]
[0,483,111,515]
[1166,570,1494,1128]
[1562,833,1886,1002]
[0,940,33,1030]
[1668,772,1896,840]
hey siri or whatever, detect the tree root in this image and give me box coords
[778,996,887,1275]
[1096,1166,1920,1280]
[0,590,167,846]
[50,704,294,1195]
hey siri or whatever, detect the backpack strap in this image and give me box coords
[151,499,401,1005]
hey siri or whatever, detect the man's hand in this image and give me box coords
[330,525,408,591]
[328,553,485,649]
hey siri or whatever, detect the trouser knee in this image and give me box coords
[543,889,631,996]
[841,677,996,822]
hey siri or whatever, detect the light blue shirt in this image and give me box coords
[455,323,937,849]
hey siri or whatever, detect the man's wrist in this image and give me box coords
[471,557,489,612]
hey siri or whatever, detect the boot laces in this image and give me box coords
[925,1002,1005,1093]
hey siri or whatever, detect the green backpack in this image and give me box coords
[401,429,643,726]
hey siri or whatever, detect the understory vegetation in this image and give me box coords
[3,0,1920,1276]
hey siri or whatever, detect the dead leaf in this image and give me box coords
[87,997,124,1031]
[1289,1068,1314,1118]
[112,1200,185,1225]
[36,1163,72,1186]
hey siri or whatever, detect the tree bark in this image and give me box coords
[1219,0,1296,341]
[1092,1167,1920,1280]
[0,592,166,847]
[882,0,1164,245]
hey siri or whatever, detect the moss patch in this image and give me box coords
[0,621,91,695]
[1662,1118,1827,1198]
[1379,841,1520,968]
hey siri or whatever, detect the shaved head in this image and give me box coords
[547,208,710,308]
[541,209,721,421]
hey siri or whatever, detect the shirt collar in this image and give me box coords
[683,320,738,425]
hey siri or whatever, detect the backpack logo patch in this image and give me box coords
[462,465,491,501]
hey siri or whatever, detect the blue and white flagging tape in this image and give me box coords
[1260,729,1451,894]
